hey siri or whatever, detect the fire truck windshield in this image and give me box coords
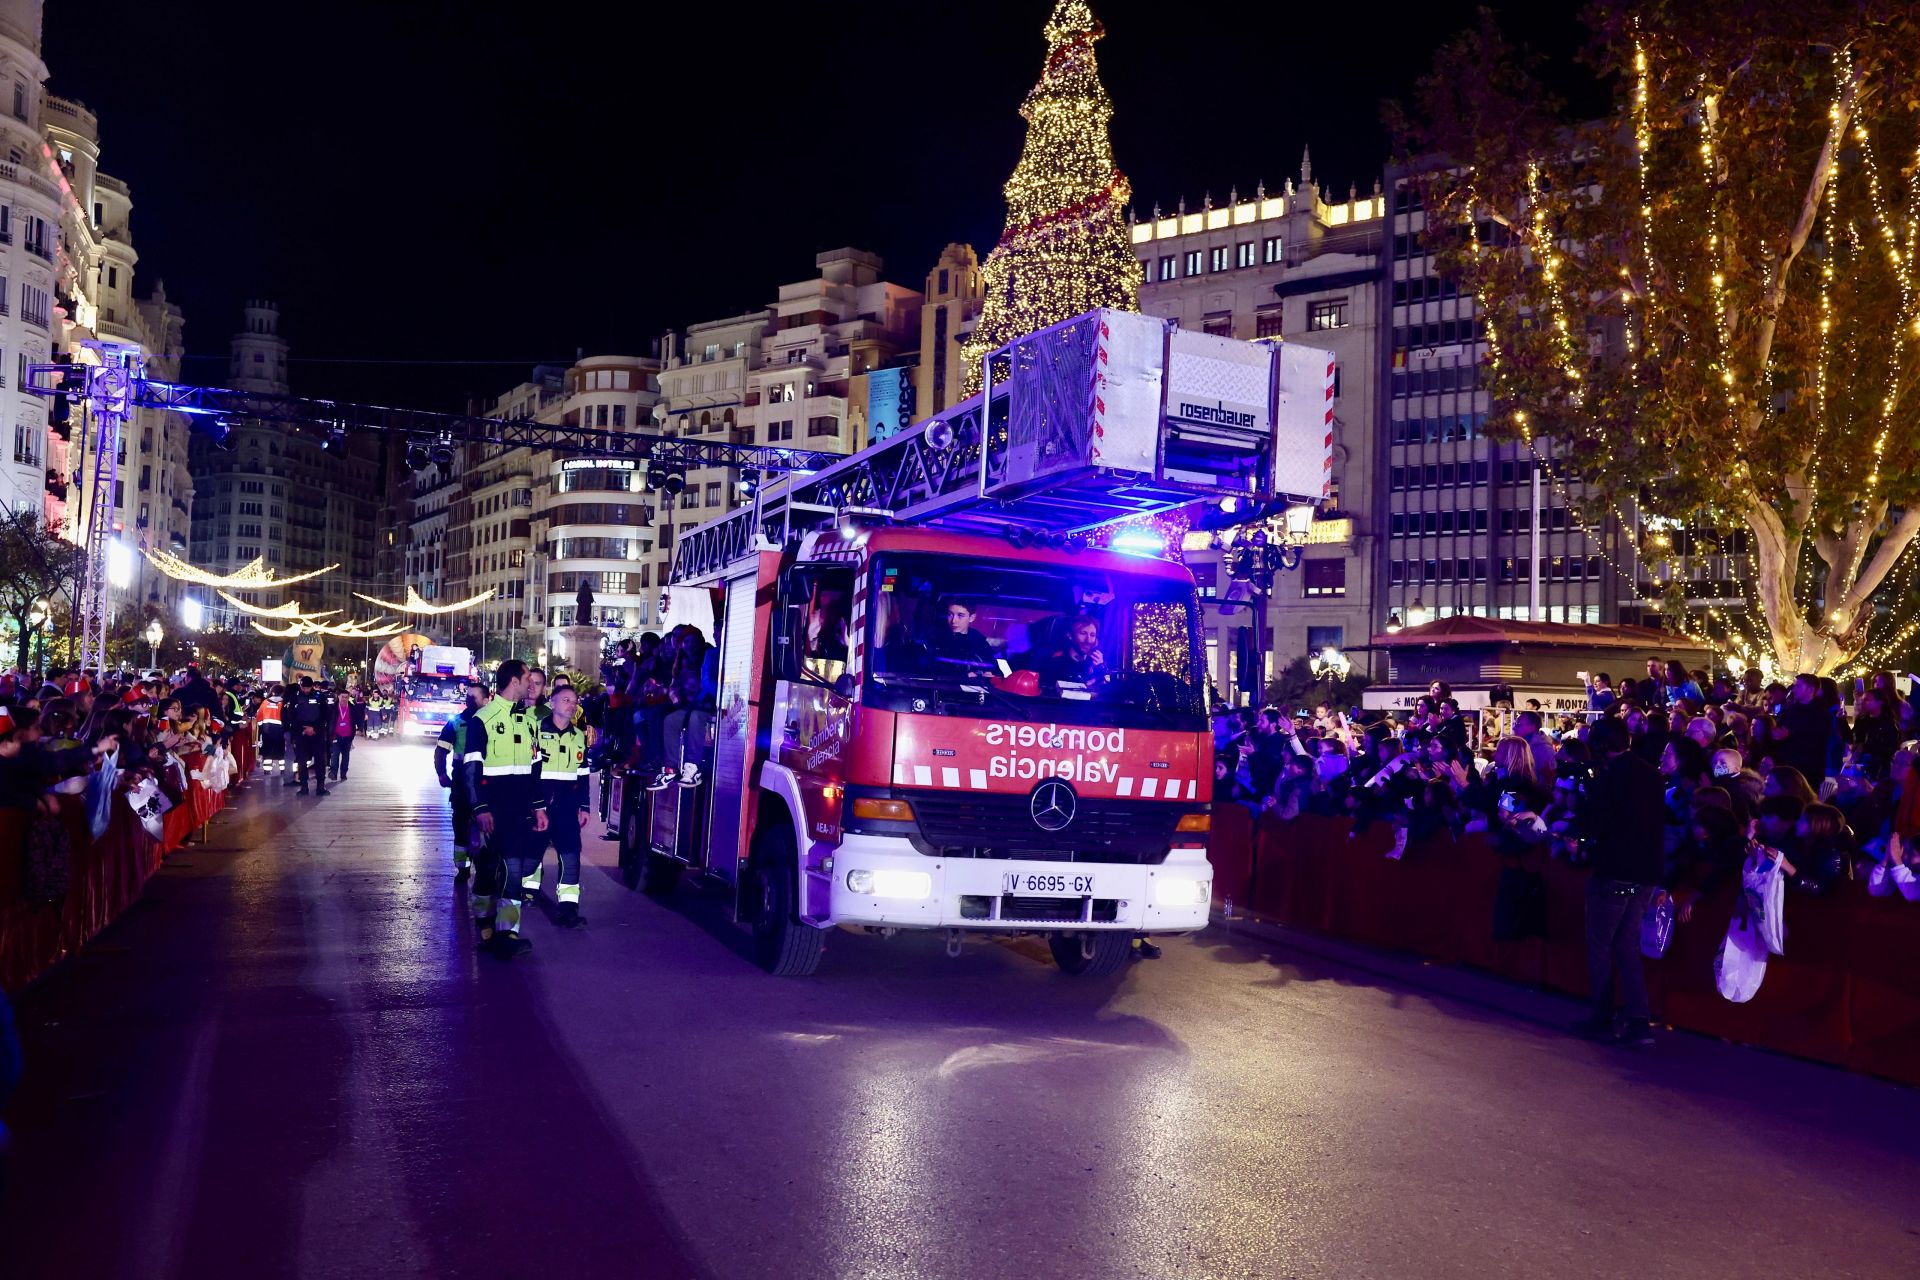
[865,552,1204,727]
[408,676,464,705]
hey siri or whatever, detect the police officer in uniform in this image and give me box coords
[521,683,591,927]
[434,676,490,880]
[287,676,334,796]
[461,660,547,958]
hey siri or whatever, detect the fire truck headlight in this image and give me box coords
[1153,877,1208,908]
[847,868,932,900]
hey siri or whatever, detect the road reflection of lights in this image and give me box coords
[827,1069,936,1278]
[936,1036,1138,1078]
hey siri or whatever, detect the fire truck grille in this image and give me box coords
[908,792,1180,863]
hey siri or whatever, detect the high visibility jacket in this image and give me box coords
[537,713,591,815]
[255,698,283,725]
[461,698,544,818]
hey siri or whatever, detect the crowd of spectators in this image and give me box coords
[1217,660,1920,900]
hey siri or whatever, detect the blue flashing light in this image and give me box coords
[1111,529,1165,557]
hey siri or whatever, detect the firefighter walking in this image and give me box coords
[433,677,489,880]
[254,686,286,779]
[520,683,591,928]
[461,660,546,958]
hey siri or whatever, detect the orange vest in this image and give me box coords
[256,700,283,725]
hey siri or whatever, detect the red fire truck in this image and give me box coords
[621,309,1334,975]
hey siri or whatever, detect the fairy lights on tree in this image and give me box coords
[1398,2,1920,675]
[960,0,1139,394]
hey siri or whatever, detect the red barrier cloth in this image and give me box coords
[1212,805,1920,1085]
[1208,804,1255,910]
[0,731,248,993]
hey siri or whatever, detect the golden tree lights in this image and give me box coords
[1401,5,1920,676]
[960,0,1140,395]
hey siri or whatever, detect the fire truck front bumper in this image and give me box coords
[826,835,1211,933]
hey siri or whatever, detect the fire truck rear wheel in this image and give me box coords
[750,823,823,977]
[1048,931,1132,977]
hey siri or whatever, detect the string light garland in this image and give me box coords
[959,0,1139,395]
[143,548,338,589]
[250,617,407,640]
[351,586,496,615]
[215,590,338,621]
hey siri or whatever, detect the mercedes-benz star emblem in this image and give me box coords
[1029,779,1077,832]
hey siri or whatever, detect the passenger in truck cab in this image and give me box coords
[932,597,996,669]
[805,591,850,666]
[1039,613,1109,689]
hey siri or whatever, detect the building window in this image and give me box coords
[1255,310,1284,339]
[1262,236,1283,264]
[1183,250,1203,277]
[1140,259,1152,283]
[1307,299,1349,330]
[12,422,36,466]
[1302,558,1346,598]
[807,416,837,438]
[766,421,794,442]
[1235,242,1256,268]
[1158,256,1176,281]
[1208,246,1229,273]
[704,482,721,507]
[1306,625,1344,653]
[1202,315,1232,338]
[20,285,47,329]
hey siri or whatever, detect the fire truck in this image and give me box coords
[620,309,1335,976]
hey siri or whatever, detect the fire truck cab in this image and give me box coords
[623,308,1334,976]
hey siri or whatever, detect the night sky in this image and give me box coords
[42,0,1593,412]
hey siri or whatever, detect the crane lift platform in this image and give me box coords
[631,309,1335,976]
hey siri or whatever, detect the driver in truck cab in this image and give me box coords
[1039,613,1109,688]
[932,597,996,669]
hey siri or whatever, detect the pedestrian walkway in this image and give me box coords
[2,739,1916,1280]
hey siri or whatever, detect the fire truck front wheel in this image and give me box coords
[1048,930,1133,977]
[750,823,824,977]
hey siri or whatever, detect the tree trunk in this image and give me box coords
[1746,502,1920,677]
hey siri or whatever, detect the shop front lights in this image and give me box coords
[846,868,933,900]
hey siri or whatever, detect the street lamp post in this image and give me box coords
[145,618,164,670]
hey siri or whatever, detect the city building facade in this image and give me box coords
[0,1,196,627]
[1132,151,1387,695]
[439,371,560,662]
[1377,167,1630,638]
[910,243,983,422]
[534,352,659,661]
[639,247,922,630]
[188,303,384,623]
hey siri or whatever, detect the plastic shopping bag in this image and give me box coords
[1745,844,1789,956]
[1715,914,1768,1003]
[124,775,172,841]
[1640,891,1675,959]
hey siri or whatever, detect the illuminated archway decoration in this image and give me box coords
[217,590,339,621]
[352,586,496,615]
[144,548,338,589]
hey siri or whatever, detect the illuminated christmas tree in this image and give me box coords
[960,0,1139,395]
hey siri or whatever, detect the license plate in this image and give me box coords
[1003,872,1096,896]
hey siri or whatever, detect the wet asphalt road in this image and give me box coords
[2,738,1917,1279]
